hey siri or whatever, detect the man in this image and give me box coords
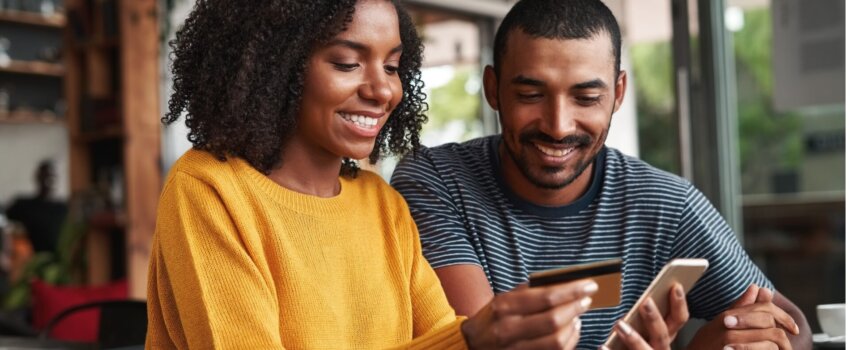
[6,160,67,254]
[391,0,811,348]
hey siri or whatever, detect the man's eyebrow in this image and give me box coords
[328,39,404,55]
[572,79,608,90]
[511,75,546,87]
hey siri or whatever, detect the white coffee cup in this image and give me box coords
[817,303,845,338]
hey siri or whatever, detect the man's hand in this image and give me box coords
[461,279,598,349]
[688,285,800,350]
[603,283,689,350]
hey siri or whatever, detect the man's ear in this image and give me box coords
[612,70,627,113]
[483,65,500,111]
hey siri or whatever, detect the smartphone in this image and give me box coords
[529,258,622,310]
[603,258,709,350]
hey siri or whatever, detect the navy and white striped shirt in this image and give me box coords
[391,135,773,349]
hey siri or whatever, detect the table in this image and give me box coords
[0,336,96,349]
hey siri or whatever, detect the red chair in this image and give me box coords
[30,279,129,343]
[39,300,147,348]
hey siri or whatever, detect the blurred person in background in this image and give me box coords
[5,160,67,255]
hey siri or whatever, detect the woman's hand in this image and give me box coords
[461,279,598,349]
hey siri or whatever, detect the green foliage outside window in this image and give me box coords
[630,8,803,193]
[424,67,482,143]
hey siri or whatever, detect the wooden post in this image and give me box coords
[64,0,88,195]
[119,0,161,299]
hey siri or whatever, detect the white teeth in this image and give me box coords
[339,113,378,128]
[535,144,574,157]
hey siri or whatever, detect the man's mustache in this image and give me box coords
[519,131,592,147]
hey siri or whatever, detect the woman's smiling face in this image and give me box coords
[294,0,403,162]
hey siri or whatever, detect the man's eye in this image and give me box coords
[384,65,399,74]
[576,96,601,105]
[333,63,359,72]
[518,93,542,101]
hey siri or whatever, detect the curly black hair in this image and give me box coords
[163,0,427,177]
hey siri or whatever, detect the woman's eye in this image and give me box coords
[384,65,399,75]
[333,63,359,72]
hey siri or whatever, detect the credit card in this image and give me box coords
[529,258,622,309]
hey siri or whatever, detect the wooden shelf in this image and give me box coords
[0,110,64,124]
[72,38,119,51]
[77,126,125,142]
[0,60,64,77]
[0,10,66,28]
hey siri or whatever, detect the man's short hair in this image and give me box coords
[493,0,622,79]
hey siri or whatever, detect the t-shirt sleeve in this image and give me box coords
[390,148,481,269]
[5,198,23,222]
[671,185,774,320]
[146,171,284,349]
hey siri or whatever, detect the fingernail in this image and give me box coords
[676,285,684,298]
[580,297,592,309]
[617,321,634,336]
[584,281,599,294]
[601,346,611,350]
[724,315,738,328]
[723,346,734,350]
[575,319,582,330]
[794,322,800,335]
[643,302,653,314]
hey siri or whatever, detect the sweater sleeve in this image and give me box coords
[396,318,468,350]
[146,171,284,349]
[399,199,469,350]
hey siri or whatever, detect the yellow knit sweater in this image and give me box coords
[146,150,468,349]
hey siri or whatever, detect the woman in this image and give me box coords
[147,0,596,348]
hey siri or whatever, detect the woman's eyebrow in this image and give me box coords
[328,39,368,51]
[328,39,403,55]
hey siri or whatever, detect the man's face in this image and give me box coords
[484,30,626,191]
[36,163,56,195]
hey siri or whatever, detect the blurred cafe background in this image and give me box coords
[0,0,844,348]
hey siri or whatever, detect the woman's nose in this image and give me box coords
[359,67,393,106]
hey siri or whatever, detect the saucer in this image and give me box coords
[814,333,845,344]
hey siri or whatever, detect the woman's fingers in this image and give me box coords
[499,296,590,341]
[506,318,582,350]
[493,279,598,317]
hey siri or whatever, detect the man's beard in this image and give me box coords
[504,130,597,190]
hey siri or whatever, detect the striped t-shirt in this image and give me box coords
[391,135,773,349]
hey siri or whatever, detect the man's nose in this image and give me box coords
[540,97,577,142]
